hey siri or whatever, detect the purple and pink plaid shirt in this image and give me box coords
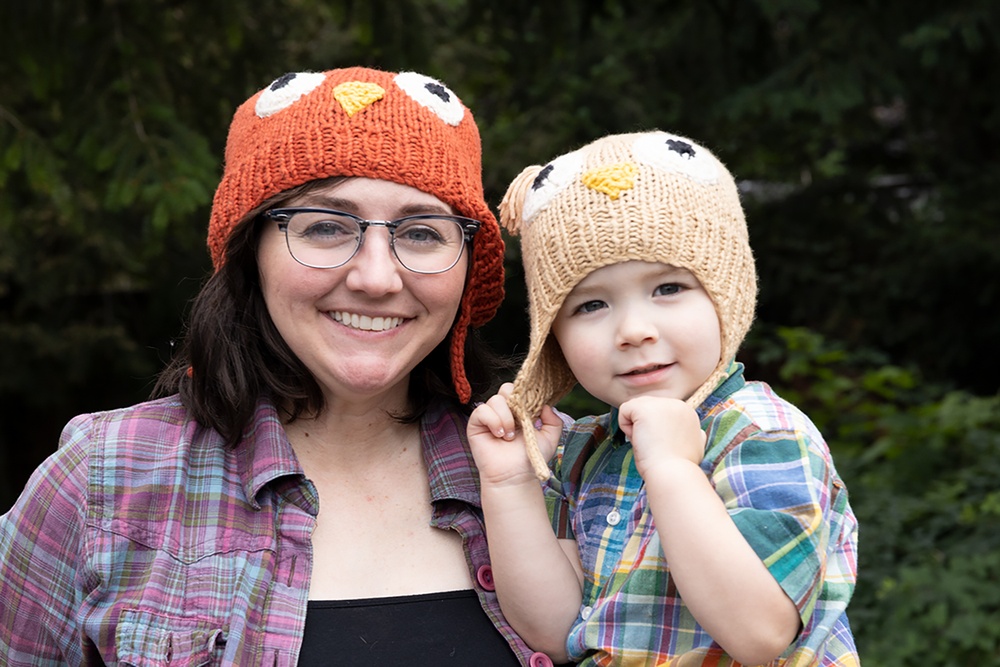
[0,395,535,665]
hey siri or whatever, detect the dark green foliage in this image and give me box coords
[2,1,999,661]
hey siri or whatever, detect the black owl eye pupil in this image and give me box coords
[424,83,451,103]
[271,73,297,91]
[666,138,695,158]
[532,164,554,190]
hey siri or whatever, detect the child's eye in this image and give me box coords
[654,283,681,297]
[575,300,606,314]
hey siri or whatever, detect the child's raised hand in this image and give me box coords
[468,383,563,486]
[617,396,706,478]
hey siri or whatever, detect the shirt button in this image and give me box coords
[528,652,554,667]
[476,564,496,591]
[606,507,621,526]
[580,605,593,620]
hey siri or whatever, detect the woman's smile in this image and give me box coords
[330,310,405,332]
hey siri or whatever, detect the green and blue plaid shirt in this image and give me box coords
[547,363,859,666]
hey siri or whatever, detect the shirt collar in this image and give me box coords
[697,360,745,416]
[607,407,626,446]
[235,397,307,510]
[233,397,478,510]
[420,400,481,508]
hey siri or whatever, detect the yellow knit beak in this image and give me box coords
[581,162,638,199]
[333,81,386,116]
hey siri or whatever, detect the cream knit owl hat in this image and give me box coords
[500,131,757,479]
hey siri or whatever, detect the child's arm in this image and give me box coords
[619,395,801,666]
[468,385,584,660]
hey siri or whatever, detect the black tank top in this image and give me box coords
[297,589,521,665]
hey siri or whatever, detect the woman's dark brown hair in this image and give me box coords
[153,178,512,447]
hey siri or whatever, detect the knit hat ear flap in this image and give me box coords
[451,214,505,403]
[511,338,576,480]
[501,163,577,480]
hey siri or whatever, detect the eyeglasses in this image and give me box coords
[263,207,481,274]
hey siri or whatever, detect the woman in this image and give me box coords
[0,67,556,666]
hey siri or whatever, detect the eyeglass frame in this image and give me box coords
[262,207,482,274]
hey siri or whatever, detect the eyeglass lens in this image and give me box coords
[283,210,468,273]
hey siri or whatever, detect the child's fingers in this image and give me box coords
[481,394,518,440]
[538,405,564,434]
[617,401,644,440]
[468,403,501,437]
[619,396,705,465]
[470,402,509,438]
[533,405,565,461]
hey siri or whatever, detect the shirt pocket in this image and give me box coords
[117,609,225,667]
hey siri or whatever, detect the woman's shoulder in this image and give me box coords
[59,396,279,556]
[0,397,202,564]
[58,394,237,492]
[64,393,184,421]
[60,394,202,454]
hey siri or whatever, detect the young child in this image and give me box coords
[468,131,859,666]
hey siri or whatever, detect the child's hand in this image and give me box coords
[618,396,706,478]
[468,383,563,486]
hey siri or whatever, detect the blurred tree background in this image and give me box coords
[1,0,998,663]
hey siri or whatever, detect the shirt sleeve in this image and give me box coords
[0,414,94,664]
[707,419,846,623]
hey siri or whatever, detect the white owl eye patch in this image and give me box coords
[254,71,327,119]
[394,72,465,126]
[520,148,586,223]
[632,133,719,183]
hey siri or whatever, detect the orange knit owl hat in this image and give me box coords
[501,131,757,479]
[208,67,504,403]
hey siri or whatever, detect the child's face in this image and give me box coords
[551,261,721,408]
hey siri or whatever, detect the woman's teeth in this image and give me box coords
[332,311,403,331]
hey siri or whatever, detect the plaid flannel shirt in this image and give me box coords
[0,395,533,665]
[546,363,860,666]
